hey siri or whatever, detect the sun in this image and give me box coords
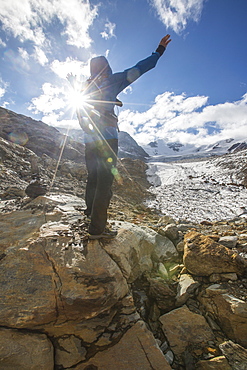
[67,88,89,111]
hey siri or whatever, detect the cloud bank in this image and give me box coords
[0,0,98,57]
[28,84,247,147]
[150,0,205,33]
[118,92,247,146]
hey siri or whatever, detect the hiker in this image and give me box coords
[67,34,171,239]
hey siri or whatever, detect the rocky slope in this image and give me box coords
[0,107,247,369]
[0,107,85,162]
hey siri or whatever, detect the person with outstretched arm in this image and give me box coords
[67,35,171,239]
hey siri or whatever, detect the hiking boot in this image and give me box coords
[88,229,118,240]
[84,215,91,224]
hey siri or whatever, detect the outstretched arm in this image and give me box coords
[113,34,172,93]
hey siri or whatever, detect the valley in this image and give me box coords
[147,151,247,223]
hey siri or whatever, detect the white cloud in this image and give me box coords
[150,0,205,33]
[0,0,98,49]
[28,82,66,115]
[18,47,30,61]
[58,0,98,48]
[0,38,6,47]
[118,92,247,146]
[0,76,8,99]
[33,46,48,66]
[2,101,10,108]
[0,87,6,99]
[28,79,83,128]
[43,116,80,129]
[100,21,116,40]
[50,58,90,80]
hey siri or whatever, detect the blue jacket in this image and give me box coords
[82,51,161,143]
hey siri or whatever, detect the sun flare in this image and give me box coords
[67,88,88,111]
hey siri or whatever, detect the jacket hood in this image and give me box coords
[90,56,112,78]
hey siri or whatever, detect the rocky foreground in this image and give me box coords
[0,191,247,369]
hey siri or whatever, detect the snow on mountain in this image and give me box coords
[143,138,247,161]
[146,149,247,223]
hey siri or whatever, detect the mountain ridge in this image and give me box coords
[1,106,246,163]
[143,137,247,162]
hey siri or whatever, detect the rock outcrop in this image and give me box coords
[0,195,176,369]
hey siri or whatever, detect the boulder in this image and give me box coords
[159,305,214,361]
[183,231,246,276]
[209,272,238,282]
[176,273,200,306]
[158,223,179,243]
[25,178,47,198]
[219,235,238,249]
[0,193,84,250]
[55,335,87,368]
[219,340,247,370]
[0,242,58,328]
[72,321,171,370]
[0,208,63,250]
[148,278,176,312]
[0,328,53,370]
[0,204,179,341]
[199,284,247,347]
[153,233,178,262]
[104,221,178,282]
[0,219,128,335]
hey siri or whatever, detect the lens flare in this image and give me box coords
[111,167,123,184]
[8,132,29,146]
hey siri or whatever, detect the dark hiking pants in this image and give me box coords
[84,138,118,235]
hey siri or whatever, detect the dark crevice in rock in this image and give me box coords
[43,246,66,322]
[137,336,156,370]
[0,253,6,261]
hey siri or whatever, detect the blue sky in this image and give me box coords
[0,0,247,147]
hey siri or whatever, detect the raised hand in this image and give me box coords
[159,34,171,49]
